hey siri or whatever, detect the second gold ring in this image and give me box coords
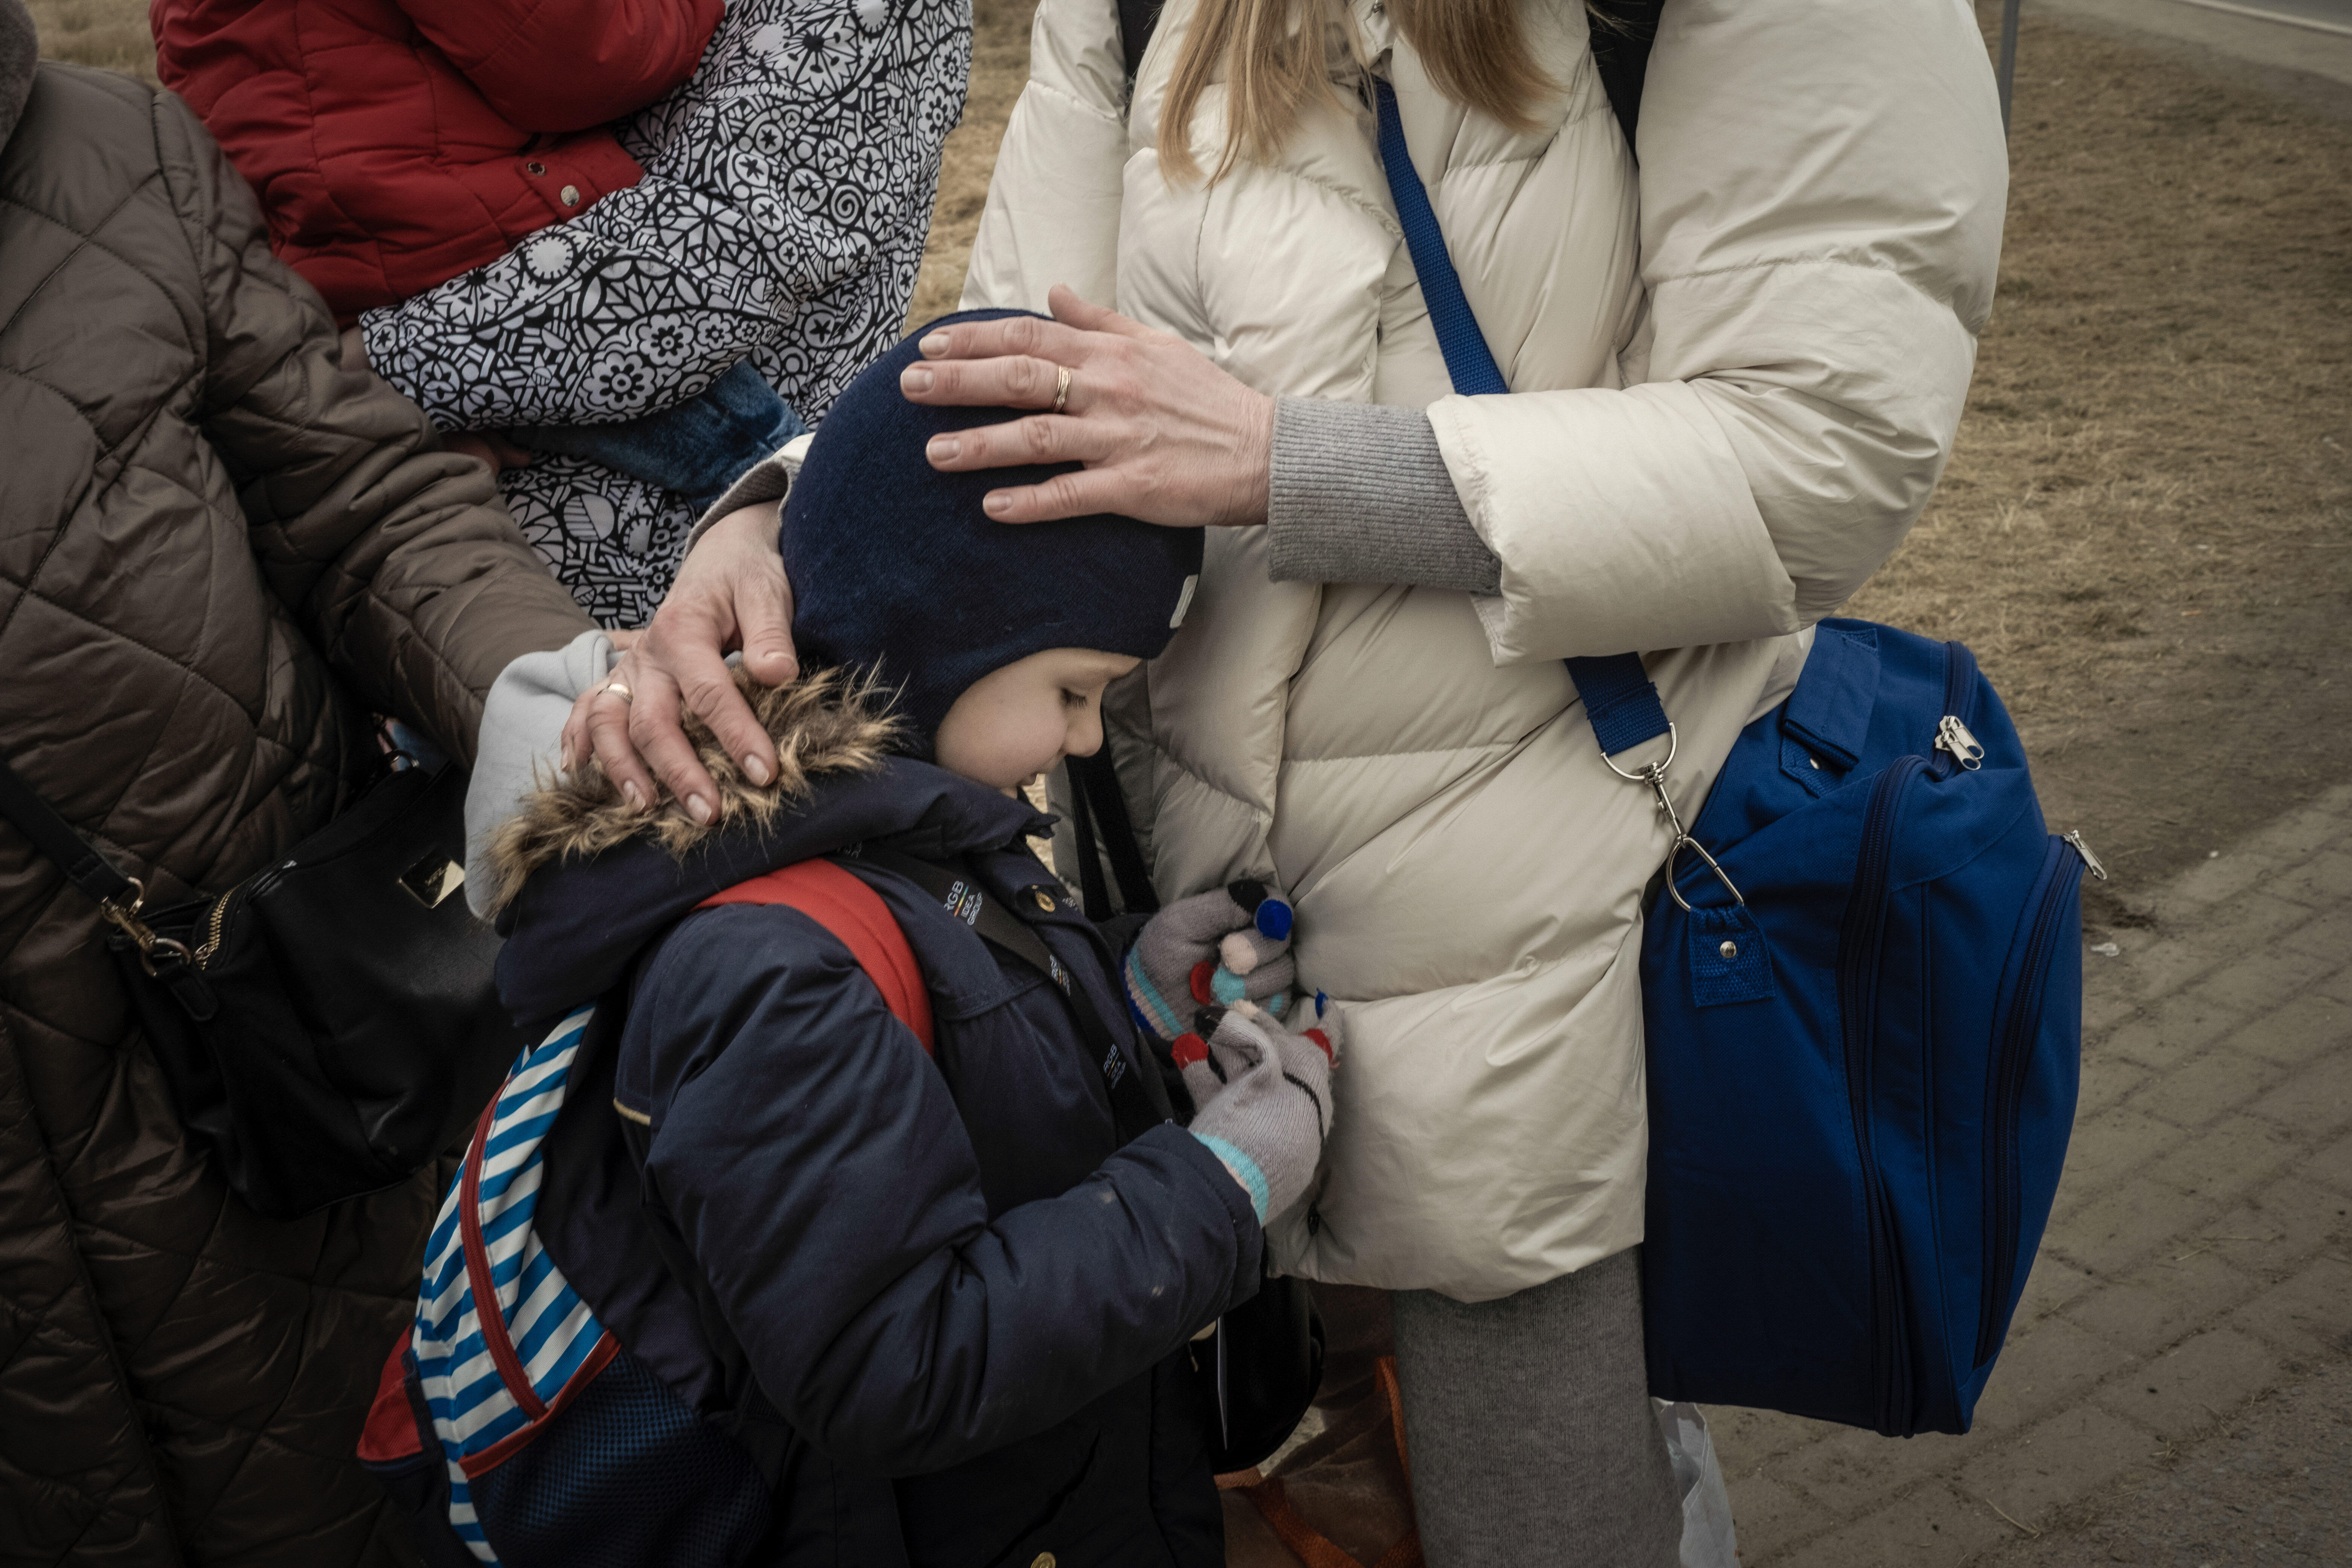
[1051,364,1072,415]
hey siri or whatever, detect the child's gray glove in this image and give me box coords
[1124,879,1297,1040]
[1178,998,1340,1225]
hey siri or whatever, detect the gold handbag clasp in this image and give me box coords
[99,877,192,974]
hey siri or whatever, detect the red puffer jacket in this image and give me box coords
[153,0,721,321]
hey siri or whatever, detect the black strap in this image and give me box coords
[1115,0,1162,80]
[0,752,138,906]
[863,850,1169,1143]
[1588,0,1667,152]
[1065,762,1113,923]
[1066,751,1159,919]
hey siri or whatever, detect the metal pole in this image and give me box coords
[1998,0,2022,135]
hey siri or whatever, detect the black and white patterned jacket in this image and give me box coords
[361,0,971,626]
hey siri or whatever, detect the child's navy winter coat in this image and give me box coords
[493,755,1263,1566]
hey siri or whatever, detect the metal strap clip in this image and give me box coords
[96,877,191,975]
[1600,726,1746,913]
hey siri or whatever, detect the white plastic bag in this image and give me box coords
[1656,1400,1740,1568]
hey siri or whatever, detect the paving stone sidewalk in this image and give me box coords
[1710,784,2352,1565]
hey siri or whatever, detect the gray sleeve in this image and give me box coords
[1263,397,1503,596]
[464,630,617,917]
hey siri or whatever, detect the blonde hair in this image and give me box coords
[1157,0,1558,184]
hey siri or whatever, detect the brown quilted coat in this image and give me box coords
[0,45,593,1568]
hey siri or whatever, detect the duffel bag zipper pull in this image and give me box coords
[2063,829,2109,881]
[1935,715,1986,771]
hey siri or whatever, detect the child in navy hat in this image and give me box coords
[430,316,1340,1566]
[780,308,1204,764]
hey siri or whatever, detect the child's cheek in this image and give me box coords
[974,704,1060,789]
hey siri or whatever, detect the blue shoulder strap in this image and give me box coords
[1371,80,1668,760]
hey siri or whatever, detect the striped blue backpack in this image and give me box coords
[358,863,932,1565]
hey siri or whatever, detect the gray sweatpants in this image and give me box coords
[1389,1248,1682,1567]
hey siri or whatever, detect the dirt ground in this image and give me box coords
[34,1,2351,922]
[24,0,154,80]
[904,0,1037,326]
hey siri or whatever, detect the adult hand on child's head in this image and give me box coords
[1179,999,1340,1224]
[897,284,1273,529]
[1125,880,1297,1041]
[559,500,796,823]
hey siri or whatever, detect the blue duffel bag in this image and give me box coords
[1375,80,2098,1437]
[1568,626,2101,1437]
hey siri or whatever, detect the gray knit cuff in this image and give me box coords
[1265,397,1501,596]
[684,436,805,553]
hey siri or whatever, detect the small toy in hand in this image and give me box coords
[1125,879,1298,1040]
[1170,998,1340,1223]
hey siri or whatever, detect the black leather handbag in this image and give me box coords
[0,749,527,1219]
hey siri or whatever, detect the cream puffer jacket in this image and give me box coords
[965,0,2005,1300]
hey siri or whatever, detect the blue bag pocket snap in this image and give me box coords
[1685,906,1774,1008]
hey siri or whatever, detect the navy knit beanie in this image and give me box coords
[783,311,1203,753]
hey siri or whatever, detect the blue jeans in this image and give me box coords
[511,360,807,511]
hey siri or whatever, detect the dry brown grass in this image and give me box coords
[26,0,157,81]
[904,0,1037,329]
[1857,14,2351,707]
[35,1,2352,904]
[1847,15,2352,902]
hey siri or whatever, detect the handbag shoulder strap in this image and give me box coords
[1369,79,1672,765]
[0,751,194,966]
[698,860,935,1053]
[0,753,139,906]
[1373,79,1510,402]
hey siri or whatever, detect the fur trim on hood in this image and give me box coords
[484,667,902,912]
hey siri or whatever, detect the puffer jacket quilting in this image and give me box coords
[0,60,589,1567]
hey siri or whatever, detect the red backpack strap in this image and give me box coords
[355,1327,422,1465]
[698,860,934,1054]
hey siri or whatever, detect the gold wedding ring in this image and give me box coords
[1051,363,1072,415]
[603,681,634,703]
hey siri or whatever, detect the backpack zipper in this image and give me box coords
[1839,752,1928,1436]
[1974,838,2086,1368]
[1935,717,1986,772]
[2064,828,2109,882]
[1932,643,1985,777]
